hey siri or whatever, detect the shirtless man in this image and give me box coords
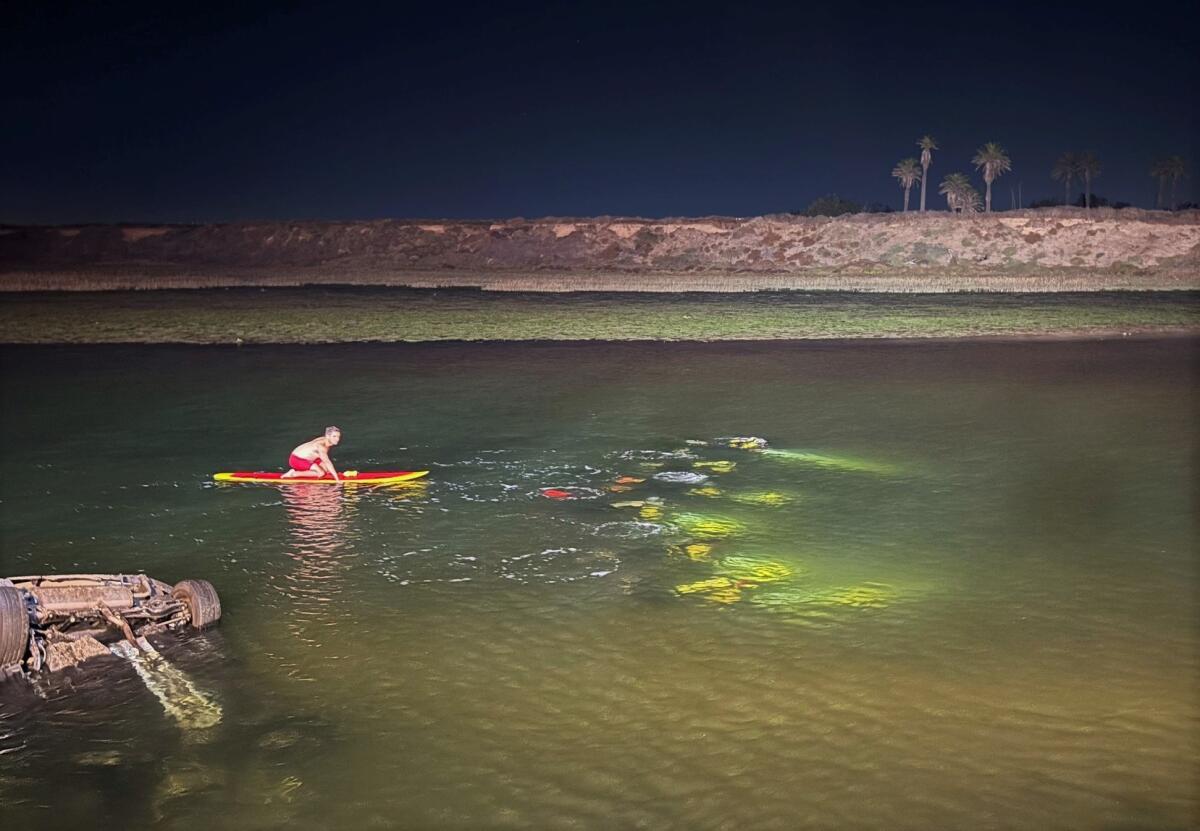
[282,426,342,480]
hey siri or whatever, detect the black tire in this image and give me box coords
[0,586,30,671]
[173,579,222,629]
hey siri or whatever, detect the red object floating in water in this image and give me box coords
[541,488,574,500]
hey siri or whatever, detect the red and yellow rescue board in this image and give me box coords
[214,470,428,485]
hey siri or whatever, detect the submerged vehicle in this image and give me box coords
[0,573,221,678]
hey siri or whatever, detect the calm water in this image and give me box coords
[1,340,1197,830]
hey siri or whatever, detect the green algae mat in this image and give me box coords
[1,287,1196,342]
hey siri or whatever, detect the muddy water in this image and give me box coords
[0,340,1197,830]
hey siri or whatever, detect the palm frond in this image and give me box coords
[1051,152,1080,181]
[972,142,1012,182]
[939,173,979,213]
[1077,151,1102,177]
[891,158,922,187]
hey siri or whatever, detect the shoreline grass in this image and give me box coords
[0,287,1196,344]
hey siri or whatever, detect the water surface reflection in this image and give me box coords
[0,340,1195,830]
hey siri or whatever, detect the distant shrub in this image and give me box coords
[1028,195,1131,210]
[1028,197,1062,209]
[862,202,895,214]
[802,195,862,217]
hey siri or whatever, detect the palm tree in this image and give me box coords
[1150,158,1169,209]
[1051,153,1080,207]
[939,173,980,215]
[917,136,938,212]
[1077,152,1101,209]
[892,158,922,212]
[972,142,1012,212]
[1163,155,1188,209]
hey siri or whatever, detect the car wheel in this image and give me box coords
[173,579,222,629]
[0,586,30,671]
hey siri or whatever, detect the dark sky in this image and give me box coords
[3,0,1196,223]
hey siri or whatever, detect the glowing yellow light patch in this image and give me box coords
[693,460,737,474]
[820,584,895,608]
[722,437,768,450]
[731,491,791,506]
[688,486,723,498]
[667,542,715,561]
[674,576,749,604]
[675,576,735,594]
[716,556,794,584]
[673,513,745,538]
[761,449,898,475]
[705,588,744,604]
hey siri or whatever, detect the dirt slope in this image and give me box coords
[2,208,1197,291]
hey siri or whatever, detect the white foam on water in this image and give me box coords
[614,448,696,461]
[591,521,664,539]
[653,471,709,484]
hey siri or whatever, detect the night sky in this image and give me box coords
[3,1,1196,224]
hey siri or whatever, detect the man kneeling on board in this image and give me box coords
[282,426,342,481]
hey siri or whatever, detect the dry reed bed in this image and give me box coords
[2,267,1198,293]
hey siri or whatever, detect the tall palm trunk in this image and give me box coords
[1171,176,1179,210]
[903,185,911,212]
[984,176,993,212]
[920,161,928,211]
[1064,175,1071,207]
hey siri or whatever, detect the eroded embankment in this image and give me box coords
[2,209,1198,292]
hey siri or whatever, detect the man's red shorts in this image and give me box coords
[289,454,322,472]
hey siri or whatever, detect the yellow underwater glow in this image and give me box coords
[675,576,735,594]
[674,576,747,604]
[674,554,799,604]
[672,513,745,539]
[719,437,769,450]
[748,582,899,615]
[761,449,899,475]
[693,460,737,474]
[715,555,794,583]
[730,491,792,506]
[817,583,896,608]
